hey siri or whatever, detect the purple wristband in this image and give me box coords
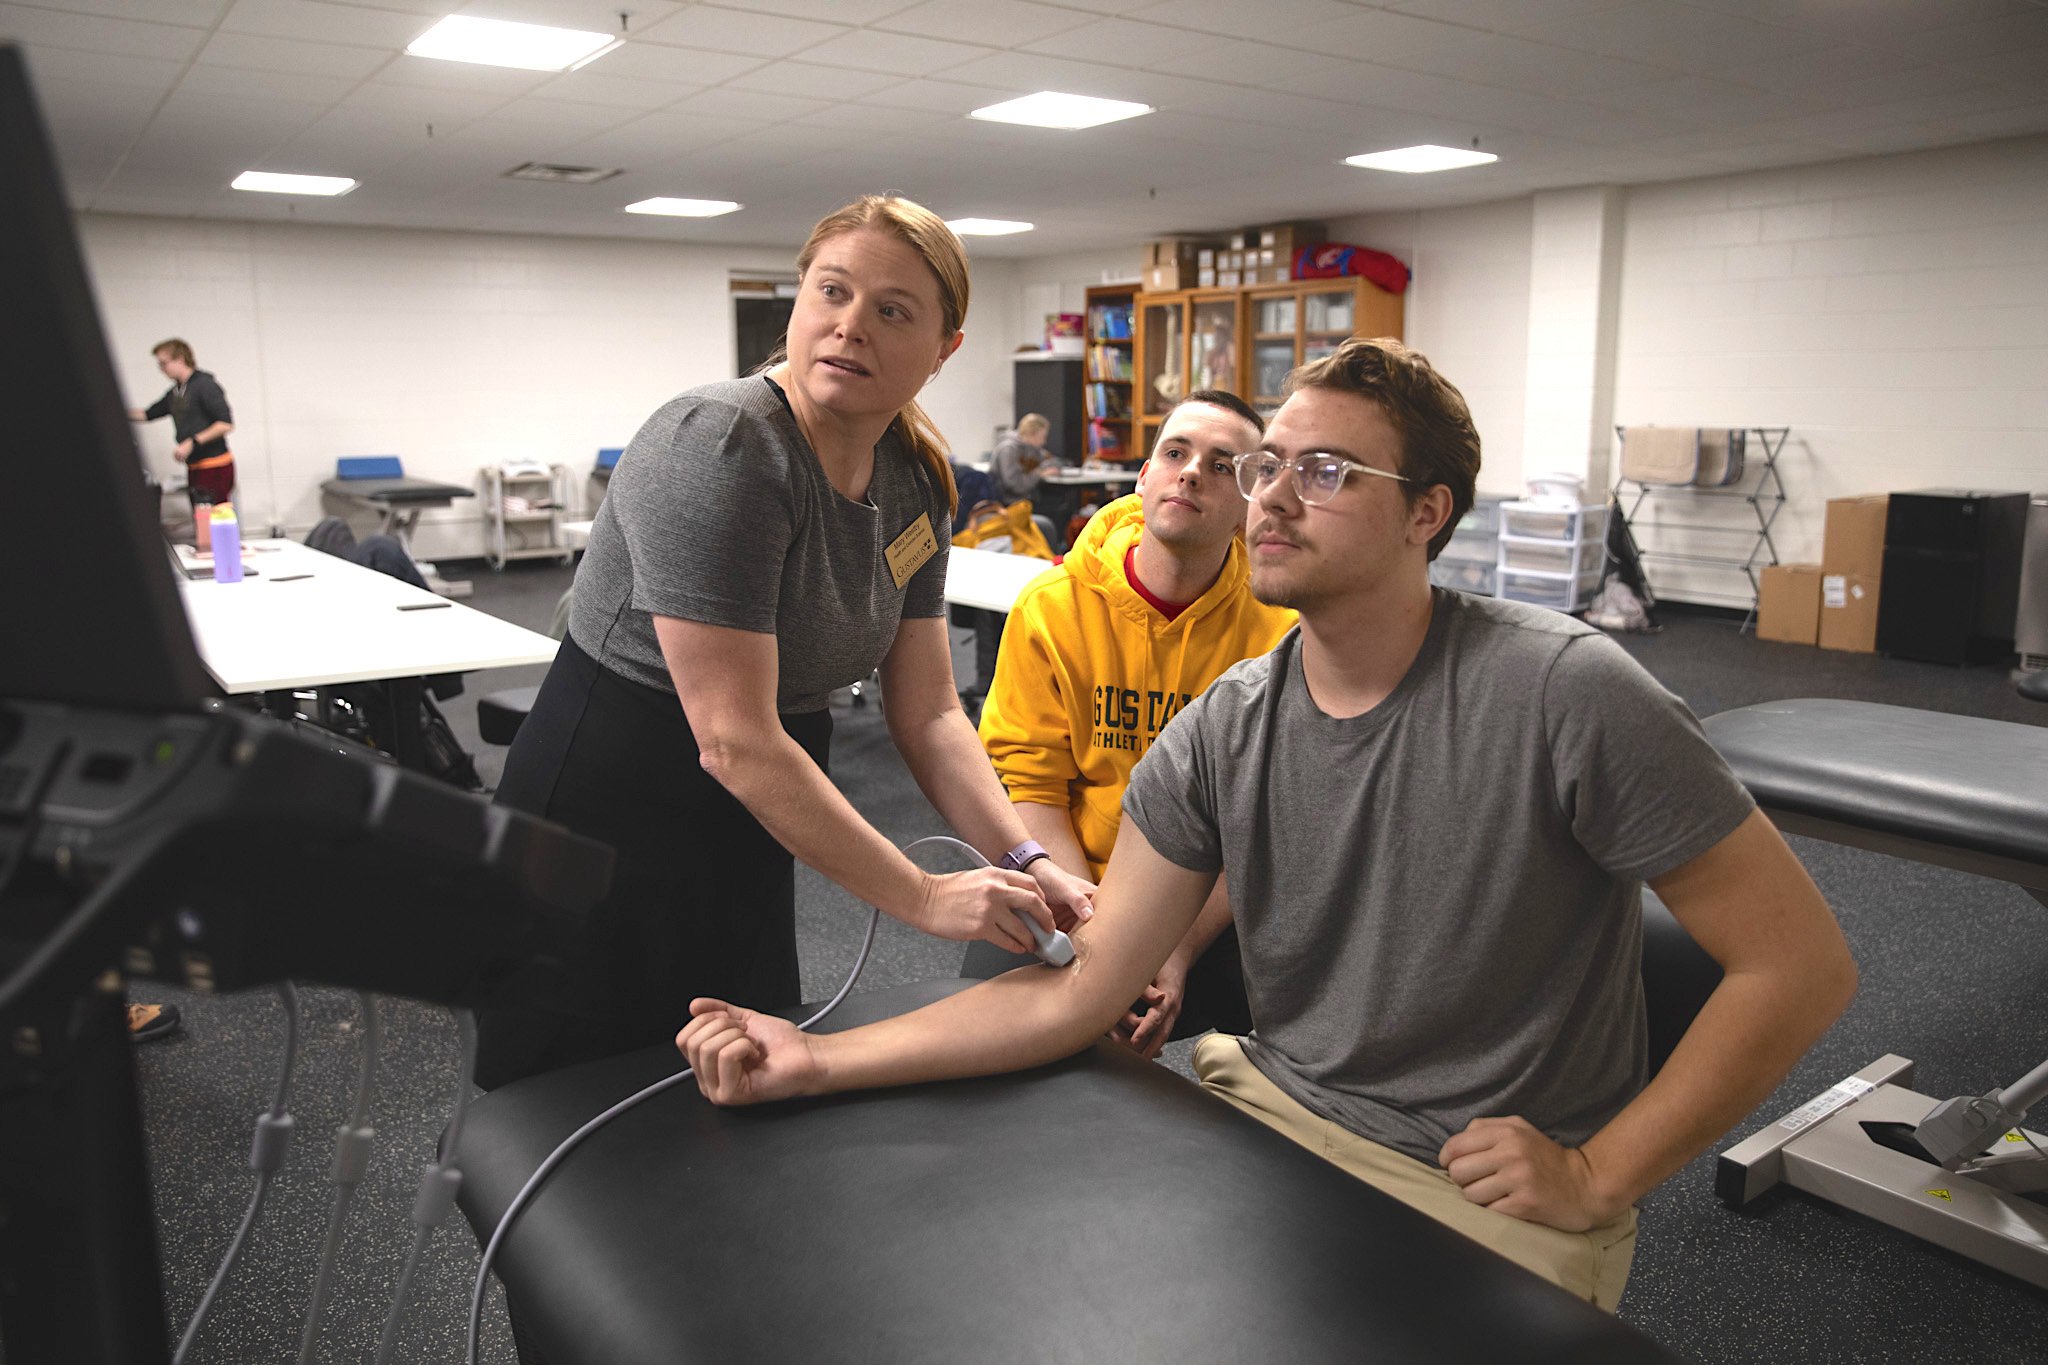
[1000,839,1051,873]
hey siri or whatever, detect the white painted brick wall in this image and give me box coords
[83,213,1018,561]
[1615,134,2048,608]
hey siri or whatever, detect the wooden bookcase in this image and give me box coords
[1243,276,1404,418]
[1081,283,1136,460]
[1079,275,1404,461]
[1132,288,1249,456]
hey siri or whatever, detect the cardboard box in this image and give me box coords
[1817,494,1887,652]
[1217,269,1241,288]
[1197,268,1216,288]
[1145,262,1192,292]
[1819,572,1881,652]
[1757,563,1821,645]
[1821,494,1887,579]
[1254,219,1326,260]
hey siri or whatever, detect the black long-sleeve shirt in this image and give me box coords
[144,369,233,460]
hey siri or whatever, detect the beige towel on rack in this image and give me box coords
[1694,428,1746,487]
[1621,426,1699,485]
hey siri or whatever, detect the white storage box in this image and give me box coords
[1501,500,1609,543]
[1430,558,1497,596]
[1498,534,1604,578]
[1497,561,1606,613]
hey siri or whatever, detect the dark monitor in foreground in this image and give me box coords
[0,42,209,711]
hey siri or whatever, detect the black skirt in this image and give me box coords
[475,633,831,1089]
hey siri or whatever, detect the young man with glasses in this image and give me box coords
[679,338,1856,1310]
[972,391,1295,1056]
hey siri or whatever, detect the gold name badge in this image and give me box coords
[884,512,938,589]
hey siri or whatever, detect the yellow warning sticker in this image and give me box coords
[1925,1188,1953,1201]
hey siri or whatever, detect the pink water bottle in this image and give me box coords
[210,504,243,582]
[194,502,212,553]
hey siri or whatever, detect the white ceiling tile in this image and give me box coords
[195,31,391,79]
[341,81,508,124]
[560,108,758,163]
[855,76,1024,115]
[374,53,553,95]
[1273,7,1488,64]
[526,69,702,110]
[1709,43,1922,94]
[876,0,1094,46]
[1873,8,2048,61]
[728,60,904,101]
[19,44,184,91]
[1125,0,1355,42]
[703,0,918,22]
[1386,32,1669,99]
[1376,0,1641,37]
[592,42,765,85]
[0,4,208,60]
[635,5,851,58]
[1021,16,1231,66]
[453,0,687,31]
[671,85,836,123]
[793,30,995,77]
[277,104,448,164]
[220,0,437,48]
[1525,4,1833,74]
[177,61,360,104]
[792,101,939,135]
[19,0,228,22]
[1165,38,1352,89]
[934,52,1184,107]
[482,96,642,138]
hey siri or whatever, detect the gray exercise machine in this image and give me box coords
[1704,696,2048,1290]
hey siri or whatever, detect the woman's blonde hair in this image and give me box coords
[778,194,968,514]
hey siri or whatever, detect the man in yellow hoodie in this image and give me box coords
[972,390,1295,1056]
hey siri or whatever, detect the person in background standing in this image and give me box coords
[128,338,235,512]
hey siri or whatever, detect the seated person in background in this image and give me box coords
[989,413,1054,504]
[972,389,1294,1056]
[680,337,1857,1311]
[305,515,431,592]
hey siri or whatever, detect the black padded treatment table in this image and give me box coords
[458,979,1679,1364]
[1706,697,2048,1286]
[1702,698,2048,903]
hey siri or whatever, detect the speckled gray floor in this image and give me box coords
[126,561,2048,1363]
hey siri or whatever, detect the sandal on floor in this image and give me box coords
[127,1003,182,1042]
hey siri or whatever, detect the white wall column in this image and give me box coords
[1519,186,1625,503]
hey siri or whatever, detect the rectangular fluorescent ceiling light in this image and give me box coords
[624,197,742,218]
[1345,144,1498,174]
[231,171,357,196]
[969,92,1152,130]
[406,15,620,72]
[946,218,1033,236]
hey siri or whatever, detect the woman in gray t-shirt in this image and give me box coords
[477,195,1093,1089]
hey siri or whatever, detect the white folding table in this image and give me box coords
[176,539,558,768]
[943,546,1054,613]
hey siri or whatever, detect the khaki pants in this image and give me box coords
[1195,1034,1638,1311]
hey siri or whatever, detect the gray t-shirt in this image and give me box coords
[569,376,951,713]
[989,433,1048,503]
[1124,590,1755,1165]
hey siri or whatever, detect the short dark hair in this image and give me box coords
[1285,338,1480,560]
[1167,388,1265,437]
[152,338,195,366]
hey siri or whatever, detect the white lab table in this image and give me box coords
[176,538,557,767]
[943,546,1055,614]
[1040,463,1141,486]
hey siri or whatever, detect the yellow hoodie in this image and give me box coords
[979,494,1296,878]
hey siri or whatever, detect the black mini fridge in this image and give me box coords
[1875,489,2029,665]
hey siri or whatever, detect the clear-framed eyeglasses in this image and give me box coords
[1233,450,1415,505]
